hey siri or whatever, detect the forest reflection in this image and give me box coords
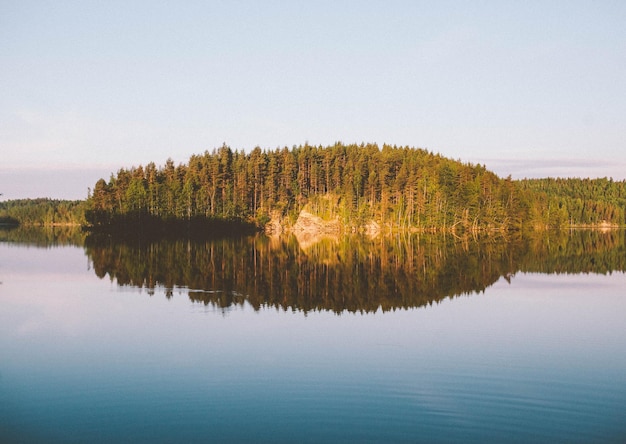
[83,229,626,313]
[0,225,86,247]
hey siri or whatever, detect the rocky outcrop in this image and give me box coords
[293,210,341,235]
[264,211,284,236]
[265,209,385,240]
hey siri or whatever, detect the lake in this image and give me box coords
[1,228,625,443]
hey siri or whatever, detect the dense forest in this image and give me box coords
[0,198,86,226]
[3,143,625,232]
[85,143,626,232]
[518,177,626,227]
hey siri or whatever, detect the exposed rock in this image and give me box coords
[264,211,284,236]
[293,210,341,235]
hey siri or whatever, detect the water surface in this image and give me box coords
[1,229,625,442]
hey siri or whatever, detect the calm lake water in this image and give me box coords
[1,228,625,443]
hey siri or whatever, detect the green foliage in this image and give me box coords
[84,143,519,231]
[518,178,626,227]
[85,143,626,232]
[0,198,86,226]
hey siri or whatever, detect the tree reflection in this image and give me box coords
[83,229,626,313]
[0,225,86,247]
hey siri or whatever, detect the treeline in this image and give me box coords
[0,198,86,226]
[87,143,526,232]
[4,145,625,232]
[518,177,626,227]
[86,143,626,232]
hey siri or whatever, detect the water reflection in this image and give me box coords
[79,229,625,313]
[0,225,85,247]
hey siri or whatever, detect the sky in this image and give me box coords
[1,0,625,200]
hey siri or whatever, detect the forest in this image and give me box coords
[3,143,625,232]
[0,198,86,227]
[84,143,626,233]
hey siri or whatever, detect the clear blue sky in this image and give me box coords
[1,0,625,200]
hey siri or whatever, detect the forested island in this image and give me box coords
[2,143,625,235]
